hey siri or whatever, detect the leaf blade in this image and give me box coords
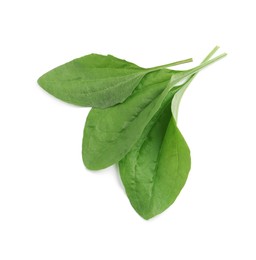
[119,107,191,219]
[38,54,192,108]
[38,54,145,108]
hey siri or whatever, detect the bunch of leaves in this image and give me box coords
[38,46,226,219]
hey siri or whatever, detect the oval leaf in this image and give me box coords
[119,106,191,219]
[38,54,192,108]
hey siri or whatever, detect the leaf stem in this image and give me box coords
[187,53,227,74]
[148,58,193,71]
[172,52,227,85]
[171,46,226,121]
[178,46,221,84]
[202,46,220,63]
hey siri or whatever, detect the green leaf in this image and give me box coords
[119,108,190,220]
[82,51,226,170]
[38,54,192,108]
[118,78,192,219]
[118,76,194,220]
[118,47,225,219]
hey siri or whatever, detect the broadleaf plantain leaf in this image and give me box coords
[38,54,192,108]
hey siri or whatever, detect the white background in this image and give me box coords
[1,0,255,259]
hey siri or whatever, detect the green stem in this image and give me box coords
[178,46,221,84]
[202,46,220,63]
[171,52,227,86]
[171,46,219,91]
[186,53,227,75]
[148,58,193,71]
[171,46,226,121]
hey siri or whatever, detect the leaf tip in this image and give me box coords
[37,75,41,84]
